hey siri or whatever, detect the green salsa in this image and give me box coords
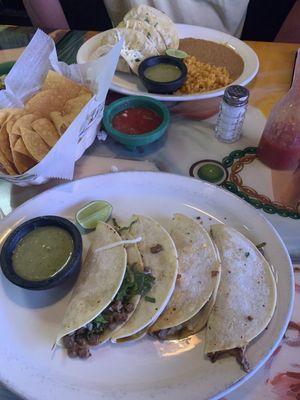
[144,63,181,83]
[12,226,74,281]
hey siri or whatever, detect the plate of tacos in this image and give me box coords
[0,172,293,400]
[77,5,259,101]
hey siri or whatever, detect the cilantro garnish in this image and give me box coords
[89,266,155,335]
[111,218,137,234]
[145,296,156,303]
[115,265,155,302]
[256,242,266,250]
[93,314,108,324]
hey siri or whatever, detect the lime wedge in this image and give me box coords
[166,48,188,59]
[75,201,113,230]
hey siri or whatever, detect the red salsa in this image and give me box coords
[112,107,162,135]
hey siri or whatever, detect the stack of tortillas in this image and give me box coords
[0,71,92,175]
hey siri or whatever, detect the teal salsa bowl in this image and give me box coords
[102,95,170,150]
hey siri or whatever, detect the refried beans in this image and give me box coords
[179,38,244,80]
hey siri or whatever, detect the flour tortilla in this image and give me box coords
[88,5,178,74]
[88,28,131,73]
[123,5,179,49]
[111,215,178,342]
[205,224,277,354]
[118,27,159,74]
[56,221,127,344]
[149,213,221,337]
[118,18,166,54]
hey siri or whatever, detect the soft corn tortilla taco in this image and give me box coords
[158,289,218,341]
[149,214,221,339]
[111,215,178,342]
[96,223,145,344]
[205,224,277,371]
[57,218,160,358]
[56,222,127,355]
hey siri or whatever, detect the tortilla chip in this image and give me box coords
[0,110,12,126]
[43,70,90,98]
[0,147,17,175]
[7,127,37,174]
[0,110,31,171]
[25,89,68,118]
[0,108,23,163]
[1,108,24,122]
[0,111,14,162]
[63,93,92,116]
[12,149,36,174]
[13,137,34,158]
[10,113,40,136]
[32,118,60,147]
[50,111,73,135]
[6,114,20,136]
[20,127,50,162]
[3,109,25,138]
[78,87,92,96]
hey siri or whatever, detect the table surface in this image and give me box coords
[0,26,299,400]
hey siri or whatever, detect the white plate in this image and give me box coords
[0,172,293,400]
[77,24,259,102]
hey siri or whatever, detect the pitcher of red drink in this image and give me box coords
[257,49,300,170]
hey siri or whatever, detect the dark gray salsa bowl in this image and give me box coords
[138,55,187,94]
[0,216,82,290]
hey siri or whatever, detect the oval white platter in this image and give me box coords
[0,172,293,400]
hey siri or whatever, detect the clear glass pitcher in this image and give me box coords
[257,49,300,170]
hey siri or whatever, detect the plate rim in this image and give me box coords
[0,171,294,400]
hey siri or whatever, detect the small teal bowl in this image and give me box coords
[102,95,170,150]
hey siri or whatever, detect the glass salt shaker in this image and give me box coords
[214,85,249,143]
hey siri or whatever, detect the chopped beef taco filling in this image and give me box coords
[207,347,250,372]
[63,265,155,358]
[151,324,184,340]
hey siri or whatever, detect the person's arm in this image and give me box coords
[23,0,69,29]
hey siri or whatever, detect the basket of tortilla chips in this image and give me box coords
[0,29,122,185]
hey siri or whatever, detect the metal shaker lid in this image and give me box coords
[223,85,249,106]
